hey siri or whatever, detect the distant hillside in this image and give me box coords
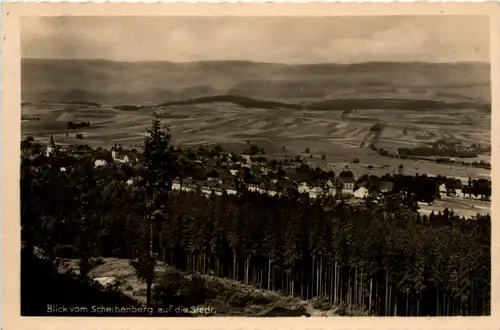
[22,59,491,105]
[158,95,302,110]
[158,94,490,111]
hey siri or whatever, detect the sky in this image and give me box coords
[21,16,489,63]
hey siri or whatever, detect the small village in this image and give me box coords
[23,134,491,211]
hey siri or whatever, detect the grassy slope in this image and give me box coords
[61,258,367,316]
[22,59,490,105]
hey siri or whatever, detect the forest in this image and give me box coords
[21,120,491,316]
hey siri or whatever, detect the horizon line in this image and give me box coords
[21,57,491,65]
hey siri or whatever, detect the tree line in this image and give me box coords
[21,119,491,316]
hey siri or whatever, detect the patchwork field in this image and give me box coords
[22,100,491,182]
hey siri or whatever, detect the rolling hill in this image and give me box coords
[157,94,490,111]
[22,59,491,106]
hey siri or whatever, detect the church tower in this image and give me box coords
[46,134,56,157]
[111,143,118,160]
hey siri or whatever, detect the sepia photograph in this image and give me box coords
[4,3,495,324]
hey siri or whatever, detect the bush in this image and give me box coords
[113,105,141,111]
[311,296,332,311]
[67,121,91,129]
[182,273,208,306]
[52,244,79,259]
[153,270,212,308]
[336,302,371,316]
[152,268,185,306]
[228,291,255,307]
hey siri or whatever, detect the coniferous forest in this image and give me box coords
[21,120,491,317]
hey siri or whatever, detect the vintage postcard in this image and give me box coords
[2,2,499,330]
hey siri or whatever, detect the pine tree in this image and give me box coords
[131,118,178,307]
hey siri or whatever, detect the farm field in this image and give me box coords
[418,197,491,218]
[22,101,491,181]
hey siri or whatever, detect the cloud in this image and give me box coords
[21,16,489,63]
[323,23,427,61]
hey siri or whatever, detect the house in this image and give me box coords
[325,187,337,197]
[181,179,196,192]
[172,177,182,191]
[247,183,260,193]
[455,188,465,199]
[338,177,356,190]
[221,183,238,195]
[379,181,394,194]
[201,185,213,196]
[298,182,310,194]
[111,145,129,163]
[267,183,278,197]
[322,179,335,189]
[338,177,355,196]
[308,186,324,199]
[354,186,369,199]
[438,183,447,198]
[110,145,139,164]
[94,159,107,167]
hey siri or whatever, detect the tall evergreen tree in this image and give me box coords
[131,118,178,307]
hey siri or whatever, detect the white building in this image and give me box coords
[247,183,260,193]
[439,184,447,198]
[267,189,278,197]
[172,178,182,191]
[308,187,324,199]
[298,182,310,194]
[201,186,213,196]
[94,159,107,167]
[225,187,238,195]
[455,188,465,199]
[354,187,369,199]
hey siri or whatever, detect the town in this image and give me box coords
[22,133,491,217]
